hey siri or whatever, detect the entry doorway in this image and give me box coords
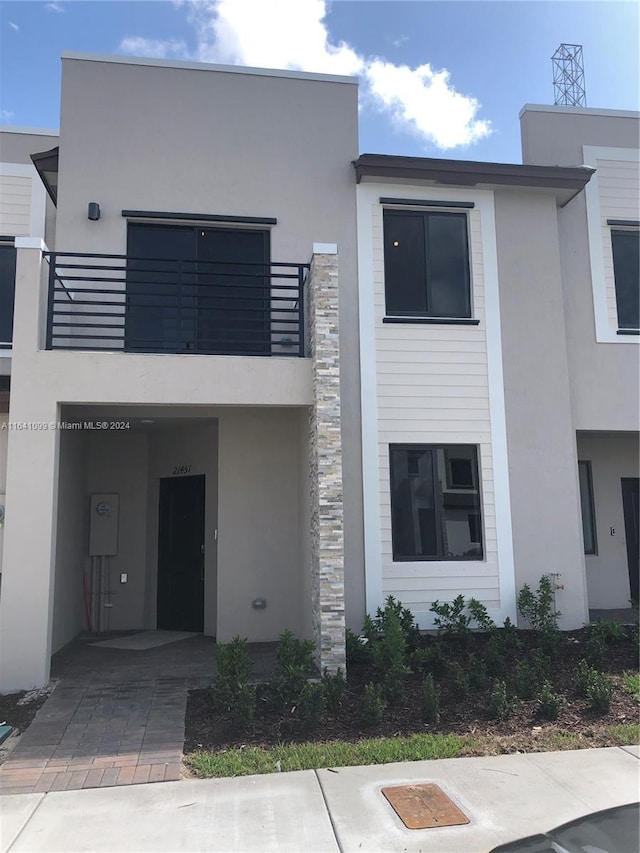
[621,478,639,604]
[157,474,205,631]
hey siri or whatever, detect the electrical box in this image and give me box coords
[89,493,119,556]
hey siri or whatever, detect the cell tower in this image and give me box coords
[552,44,586,107]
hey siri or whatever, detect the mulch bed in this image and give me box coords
[0,688,52,739]
[184,629,639,754]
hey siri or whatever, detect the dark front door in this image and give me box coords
[157,475,205,631]
[621,478,639,604]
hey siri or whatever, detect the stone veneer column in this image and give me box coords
[308,244,346,675]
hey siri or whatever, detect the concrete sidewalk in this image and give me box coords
[1,747,638,853]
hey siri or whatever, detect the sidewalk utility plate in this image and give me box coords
[381,783,470,830]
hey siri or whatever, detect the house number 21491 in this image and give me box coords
[172,465,192,475]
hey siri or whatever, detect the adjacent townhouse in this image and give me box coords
[0,53,637,692]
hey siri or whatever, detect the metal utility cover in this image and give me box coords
[381,783,470,830]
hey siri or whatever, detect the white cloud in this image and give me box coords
[119,37,188,59]
[1,110,15,122]
[366,61,492,149]
[9,21,19,31]
[46,2,64,11]
[121,0,491,151]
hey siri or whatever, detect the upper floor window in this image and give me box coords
[383,210,471,319]
[389,444,483,561]
[0,242,17,348]
[611,228,639,331]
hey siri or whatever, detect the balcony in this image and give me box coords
[45,251,308,357]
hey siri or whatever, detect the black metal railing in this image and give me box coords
[45,251,308,357]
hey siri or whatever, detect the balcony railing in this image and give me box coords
[45,251,308,357]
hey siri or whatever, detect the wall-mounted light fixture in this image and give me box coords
[87,202,101,221]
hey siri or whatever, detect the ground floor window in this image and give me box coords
[578,460,597,555]
[389,444,483,561]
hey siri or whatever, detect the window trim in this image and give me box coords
[389,443,484,563]
[578,460,598,556]
[382,207,473,322]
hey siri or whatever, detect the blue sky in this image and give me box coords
[1,1,638,164]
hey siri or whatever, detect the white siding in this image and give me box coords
[0,174,32,236]
[369,201,500,618]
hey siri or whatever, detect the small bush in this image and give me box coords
[361,682,385,727]
[430,595,471,642]
[489,680,511,720]
[517,575,559,631]
[421,674,440,724]
[467,598,496,632]
[538,681,562,720]
[515,659,538,700]
[370,607,407,706]
[588,619,626,644]
[232,684,256,732]
[531,649,552,683]
[586,672,614,715]
[411,644,448,679]
[585,633,606,668]
[299,681,326,728]
[321,667,346,712]
[468,654,488,691]
[574,658,598,697]
[213,636,254,706]
[484,635,504,677]
[365,596,421,652]
[539,626,563,659]
[267,630,316,709]
[345,629,371,665]
[492,617,522,655]
[622,671,640,701]
[450,663,470,701]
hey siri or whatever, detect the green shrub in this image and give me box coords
[574,659,598,697]
[538,681,562,720]
[468,654,488,691]
[364,596,421,652]
[411,644,448,679]
[450,663,470,701]
[299,681,325,728]
[517,575,559,631]
[585,633,606,668]
[484,635,505,677]
[588,619,626,644]
[539,626,563,659]
[467,598,496,632]
[531,649,552,683]
[213,636,256,730]
[489,680,511,720]
[267,630,316,709]
[622,670,640,701]
[586,672,614,715]
[370,607,407,706]
[361,682,385,727]
[515,659,538,700]
[430,595,472,643]
[421,674,440,724]
[321,667,346,712]
[345,629,371,665]
[492,617,522,655]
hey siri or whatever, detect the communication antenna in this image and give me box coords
[552,44,586,107]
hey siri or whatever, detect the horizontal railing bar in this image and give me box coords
[48,343,302,356]
[46,251,309,269]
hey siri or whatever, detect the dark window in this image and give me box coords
[383,210,471,318]
[0,243,17,347]
[126,224,270,354]
[611,229,639,330]
[578,460,597,555]
[389,445,483,561]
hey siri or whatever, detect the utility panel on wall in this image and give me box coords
[89,493,119,556]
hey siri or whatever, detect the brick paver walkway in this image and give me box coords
[0,634,276,795]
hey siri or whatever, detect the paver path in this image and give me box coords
[0,634,276,795]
